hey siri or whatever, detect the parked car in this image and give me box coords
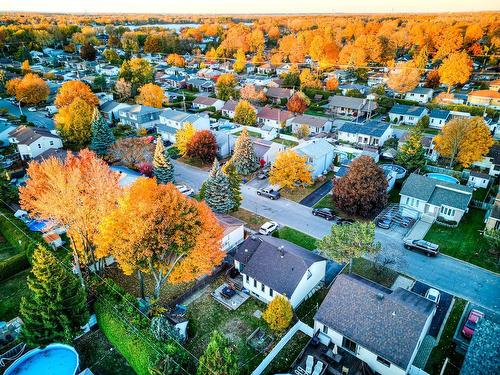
[377,218,392,229]
[403,239,439,256]
[400,216,415,228]
[425,288,441,304]
[337,218,354,225]
[27,107,36,112]
[257,186,280,200]
[312,208,338,221]
[257,168,270,180]
[176,184,195,197]
[259,221,279,235]
[462,309,485,339]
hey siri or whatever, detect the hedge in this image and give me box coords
[0,253,30,282]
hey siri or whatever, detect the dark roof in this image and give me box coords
[339,120,390,138]
[33,148,72,162]
[400,174,473,211]
[328,96,377,112]
[490,204,500,220]
[100,100,124,112]
[314,274,435,370]
[8,126,59,145]
[486,144,500,165]
[461,319,500,375]
[234,235,325,297]
[429,109,450,120]
[221,99,238,112]
[470,171,490,179]
[265,87,293,99]
[389,104,426,117]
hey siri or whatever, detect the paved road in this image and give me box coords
[0,99,55,130]
[173,160,500,311]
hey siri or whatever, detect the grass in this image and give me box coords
[0,236,18,261]
[230,208,269,231]
[280,172,334,203]
[262,331,310,375]
[234,129,262,138]
[348,257,399,288]
[0,269,30,320]
[271,137,298,147]
[312,194,334,209]
[425,298,467,375]
[295,288,329,326]
[185,277,272,374]
[424,208,498,273]
[272,227,318,251]
[472,187,488,201]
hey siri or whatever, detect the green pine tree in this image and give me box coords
[204,159,233,213]
[232,127,259,175]
[153,136,174,184]
[222,159,242,211]
[90,109,115,155]
[197,331,238,375]
[20,245,89,347]
[396,127,427,171]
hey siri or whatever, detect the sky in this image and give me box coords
[2,0,499,14]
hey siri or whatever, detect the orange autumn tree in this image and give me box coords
[55,80,99,109]
[14,73,50,105]
[96,178,224,299]
[438,52,472,93]
[387,61,420,96]
[135,83,164,108]
[166,53,185,67]
[19,149,121,274]
[287,91,310,114]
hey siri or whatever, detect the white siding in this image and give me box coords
[290,261,326,309]
[18,136,63,160]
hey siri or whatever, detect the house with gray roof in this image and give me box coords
[290,114,333,135]
[389,104,428,126]
[118,105,163,130]
[8,126,63,161]
[428,109,471,129]
[326,95,378,118]
[192,96,225,111]
[460,319,500,375]
[338,120,392,147]
[399,173,473,223]
[293,138,335,178]
[157,109,210,143]
[233,235,326,309]
[314,274,436,375]
[100,100,132,124]
[404,87,434,104]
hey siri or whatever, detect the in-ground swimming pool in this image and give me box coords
[5,343,79,375]
[425,173,459,184]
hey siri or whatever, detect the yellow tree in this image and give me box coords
[438,52,472,93]
[234,100,256,126]
[166,53,185,67]
[434,117,494,167]
[262,296,293,333]
[216,73,238,101]
[15,73,50,105]
[55,80,99,109]
[387,61,420,95]
[296,124,310,139]
[135,83,164,108]
[5,78,21,96]
[269,149,313,190]
[21,60,31,74]
[175,123,196,156]
[232,48,246,73]
[299,69,321,90]
[55,97,95,146]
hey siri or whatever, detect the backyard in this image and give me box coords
[262,331,310,375]
[0,269,30,321]
[271,137,298,147]
[424,208,498,273]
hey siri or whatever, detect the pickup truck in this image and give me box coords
[257,187,280,200]
[403,239,439,256]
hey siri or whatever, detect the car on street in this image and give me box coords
[462,309,485,339]
[403,239,439,256]
[425,288,441,304]
[176,184,195,197]
[259,221,279,235]
[257,186,280,200]
[312,208,339,221]
[257,168,270,180]
[27,107,36,112]
[376,217,392,229]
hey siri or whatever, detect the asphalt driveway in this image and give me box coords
[300,180,332,207]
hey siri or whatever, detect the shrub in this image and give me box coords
[0,253,30,282]
[262,295,293,333]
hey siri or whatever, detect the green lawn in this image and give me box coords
[271,137,298,147]
[472,187,488,201]
[295,288,329,326]
[273,227,318,250]
[425,298,467,375]
[313,194,334,209]
[234,129,261,138]
[348,258,399,288]
[262,331,310,375]
[424,208,498,273]
[230,208,269,231]
[0,269,30,320]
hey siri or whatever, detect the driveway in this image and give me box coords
[404,220,433,240]
[299,180,332,207]
[172,160,500,311]
[0,99,55,130]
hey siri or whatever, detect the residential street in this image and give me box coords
[0,99,55,130]
[173,160,500,310]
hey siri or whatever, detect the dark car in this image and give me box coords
[257,187,280,200]
[404,239,439,256]
[400,216,415,228]
[377,218,392,229]
[312,208,339,221]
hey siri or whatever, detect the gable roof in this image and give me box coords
[193,96,222,106]
[257,107,293,122]
[429,109,450,120]
[389,104,426,117]
[468,90,500,99]
[159,109,205,124]
[328,96,377,112]
[293,138,334,160]
[291,114,329,128]
[315,274,435,370]
[461,319,500,375]
[265,87,293,99]
[234,235,325,297]
[8,126,60,145]
[408,87,433,95]
[486,144,500,165]
[119,105,162,116]
[339,120,390,138]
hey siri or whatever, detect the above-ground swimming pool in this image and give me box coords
[5,343,79,375]
[381,164,407,179]
[425,173,460,184]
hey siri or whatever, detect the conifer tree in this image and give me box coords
[396,127,426,171]
[90,109,115,155]
[204,159,233,213]
[232,127,259,175]
[197,331,238,375]
[222,159,242,211]
[20,245,89,346]
[153,136,174,184]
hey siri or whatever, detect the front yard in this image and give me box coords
[230,208,269,231]
[347,258,399,288]
[424,209,498,273]
[272,226,318,250]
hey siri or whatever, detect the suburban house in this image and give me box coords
[399,173,473,223]
[252,138,286,165]
[467,90,500,109]
[339,83,369,96]
[428,109,471,129]
[157,109,210,143]
[215,214,245,252]
[326,96,378,119]
[485,192,500,230]
[472,144,500,177]
[0,122,16,147]
[467,171,490,189]
[404,87,434,104]
[100,100,132,124]
[314,274,436,375]
[221,100,239,118]
[256,107,294,129]
[186,77,215,92]
[256,63,276,75]
[8,126,63,161]
[214,127,237,158]
[338,120,392,147]
[162,74,187,89]
[95,64,119,76]
[192,96,225,111]
[460,319,500,375]
[118,105,163,130]
[265,87,293,104]
[388,104,428,125]
[233,235,326,309]
[290,114,333,135]
[367,72,388,87]
[293,138,335,178]
[489,78,500,92]
[276,63,293,76]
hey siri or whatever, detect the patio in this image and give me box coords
[211,282,250,310]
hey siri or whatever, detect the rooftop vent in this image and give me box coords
[376,293,384,301]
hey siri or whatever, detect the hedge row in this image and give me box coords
[0,208,42,262]
[0,253,30,282]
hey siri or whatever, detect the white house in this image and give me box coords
[428,109,471,129]
[100,101,132,124]
[256,107,294,129]
[216,214,245,252]
[221,100,239,119]
[472,144,500,177]
[338,120,392,147]
[233,235,326,309]
[118,105,163,130]
[8,126,63,161]
[252,138,286,165]
[290,115,333,135]
[192,96,225,111]
[95,64,119,77]
[399,173,473,223]
[326,96,378,119]
[314,274,436,375]
[389,104,428,126]
[404,87,434,104]
[157,109,210,143]
[467,171,490,189]
[293,139,335,179]
[0,121,16,147]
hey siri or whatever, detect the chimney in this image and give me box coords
[376,293,384,301]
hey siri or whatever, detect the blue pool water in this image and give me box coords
[425,173,459,184]
[5,344,79,375]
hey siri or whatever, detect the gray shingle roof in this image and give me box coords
[461,319,500,375]
[429,109,450,120]
[328,96,377,112]
[291,114,329,128]
[339,120,390,138]
[234,235,325,297]
[8,126,60,145]
[389,104,426,116]
[314,274,435,370]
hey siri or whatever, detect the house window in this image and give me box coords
[322,325,328,334]
[253,279,257,288]
[245,274,249,283]
[342,337,357,353]
[376,356,391,367]
[261,283,265,292]
[38,144,41,149]
[49,141,54,146]
[307,270,312,280]
[269,288,273,297]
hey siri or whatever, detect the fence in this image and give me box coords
[470,200,493,210]
[424,165,470,180]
